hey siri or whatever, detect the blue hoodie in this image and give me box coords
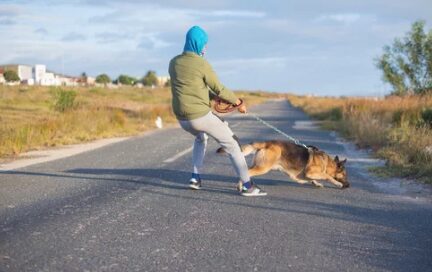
[183,26,208,56]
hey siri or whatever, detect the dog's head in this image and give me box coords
[334,156,349,188]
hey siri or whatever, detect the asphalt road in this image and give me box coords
[1,100,431,272]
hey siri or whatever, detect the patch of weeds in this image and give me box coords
[52,88,77,112]
[312,107,343,121]
[421,107,432,127]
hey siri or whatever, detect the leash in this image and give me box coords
[213,97,308,149]
[246,112,309,149]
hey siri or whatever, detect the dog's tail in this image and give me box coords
[216,142,267,156]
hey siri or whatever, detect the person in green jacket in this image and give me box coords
[168,25,267,196]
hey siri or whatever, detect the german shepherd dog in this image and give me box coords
[218,140,349,189]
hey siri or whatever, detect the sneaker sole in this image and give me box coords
[189,184,202,190]
[240,192,267,196]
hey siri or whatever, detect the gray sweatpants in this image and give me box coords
[179,111,250,182]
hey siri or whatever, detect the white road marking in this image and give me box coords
[0,137,131,171]
[163,147,193,163]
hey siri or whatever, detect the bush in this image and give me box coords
[313,107,343,121]
[53,88,77,112]
[95,74,111,85]
[117,75,136,85]
[4,70,20,82]
[142,70,158,86]
[392,109,423,127]
[421,108,432,127]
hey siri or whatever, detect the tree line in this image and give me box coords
[95,70,167,86]
[2,69,168,87]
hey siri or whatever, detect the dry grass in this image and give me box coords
[287,94,432,183]
[0,85,276,160]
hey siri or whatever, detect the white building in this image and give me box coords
[18,65,33,81]
[33,64,47,84]
[0,64,33,82]
[58,76,79,86]
[33,64,68,86]
[0,63,91,86]
[157,76,170,87]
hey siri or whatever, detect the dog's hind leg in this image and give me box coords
[248,148,279,177]
[248,165,272,177]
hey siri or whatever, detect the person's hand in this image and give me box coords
[238,103,247,113]
[236,99,247,113]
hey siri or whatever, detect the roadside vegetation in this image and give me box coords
[0,85,276,160]
[288,20,432,184]
[287,94,432,183]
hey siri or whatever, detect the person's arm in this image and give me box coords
[208,90,218,101]
[202,60,238,104]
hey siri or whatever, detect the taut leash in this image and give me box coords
[246,112,309,149]
[212,96,308,148]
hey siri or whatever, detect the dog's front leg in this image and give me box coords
[306,173,343,188]
[311,180,324,188]
[323,174,343,188]
[288,173,323,188]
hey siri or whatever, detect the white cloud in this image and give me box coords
[61,32,87,41]
[316,13,362,24]
[212,57,287,77]
[34,27,48,34]
[95,32,134,43]
[138,33,172,49]
[210,10,265,18]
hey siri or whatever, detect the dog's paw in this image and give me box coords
[341,183,350,189]
[312,180,324,188]
[335,182,344,189]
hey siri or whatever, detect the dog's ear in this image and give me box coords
[334,156,340,163]
[337,158,347,169]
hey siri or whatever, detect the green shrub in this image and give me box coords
[313,107,343,121]
[421,108,432,127]
[53,88,77,112]
[392,109,423,127]
[4,70,20,82]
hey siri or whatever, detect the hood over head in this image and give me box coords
[183,26,208,56]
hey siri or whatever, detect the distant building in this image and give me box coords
[157,76,170,87]
[86,76,96,85]
[58,75,79,86]
[34,64,62,86]
[33,64,46,84]
[0,64,82,86]
[0,64,33,83]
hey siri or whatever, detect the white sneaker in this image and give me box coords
[240,183,267,196]
[189,178,202,190]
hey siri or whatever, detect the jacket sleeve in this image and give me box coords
[202,60,238,104]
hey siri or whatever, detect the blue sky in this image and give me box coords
[0,0,431,95]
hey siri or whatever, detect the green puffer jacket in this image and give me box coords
[169,52,238,120]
